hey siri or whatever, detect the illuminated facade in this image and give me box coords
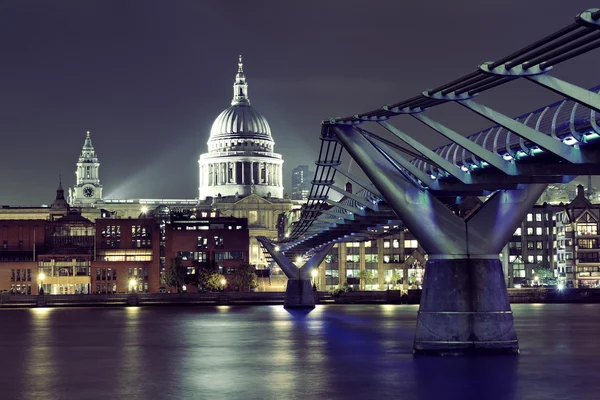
[69,131,103,205]
[198,56,284,200]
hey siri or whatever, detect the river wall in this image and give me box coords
[0,288,599,308]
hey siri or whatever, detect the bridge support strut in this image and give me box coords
[331,124,547,355]
[257,239,333,309]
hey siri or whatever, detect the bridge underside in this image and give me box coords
[262,8,600,354]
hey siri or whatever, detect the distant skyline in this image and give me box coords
[1,1,599,205]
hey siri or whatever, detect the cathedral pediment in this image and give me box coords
[235,194,273,205]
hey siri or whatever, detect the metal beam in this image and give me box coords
[365,136,440,189]
[324,199,364,215]
[332,166,381,195]
[327,184,379,211]
[411,113,519,175]
[331,124,467,255]
[378,121,471,183]
[458,99,585,163]
[526,74,600,113]
[319,209,355,221]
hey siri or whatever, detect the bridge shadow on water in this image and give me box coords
[281,305,520,400]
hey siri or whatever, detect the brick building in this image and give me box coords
[165,214,249,290]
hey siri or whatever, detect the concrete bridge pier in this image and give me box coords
[258,239,333,308]
[332,124,547,355]
[415,256,517,355]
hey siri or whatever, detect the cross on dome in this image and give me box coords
[232,55,250,106]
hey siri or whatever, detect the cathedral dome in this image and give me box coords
[198,56,284,201]
[210,104,272,140]
[208,55,273,142]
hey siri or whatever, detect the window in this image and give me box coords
[535,213,542,222]
[527,227,534,235]
[404,240,418,249]
[392,239,400,248]
[514,228,522,236]
[527,241,534,250]
[214,236,224,249]
[383,241,390,249]
[527,255,534,263]
[578,239,597,249]
[197,236,208,249]
[535,227,543,236]
[509,241,522,250]
[510,256,526,278]
[215,251,244,261]
[536,241,543,250]
[527,213,533,222]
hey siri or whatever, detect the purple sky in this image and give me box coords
[1,1,598,204]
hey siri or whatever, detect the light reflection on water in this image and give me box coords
[0,304,598,400]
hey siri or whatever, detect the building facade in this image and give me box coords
[198,56,284,200]
[291,165,312,201]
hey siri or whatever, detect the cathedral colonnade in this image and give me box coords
[200,160,283,187]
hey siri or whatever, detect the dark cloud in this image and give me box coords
[0,0,597,204]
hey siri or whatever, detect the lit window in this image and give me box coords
[535,213,542,222]
[527,213,533,222]
[536,227,543,236]
[514,228,522,236]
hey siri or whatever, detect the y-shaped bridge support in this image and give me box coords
[258,239,333,308]
[332,124,546,355]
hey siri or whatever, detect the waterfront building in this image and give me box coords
[165,213,249,290]
[291,165,312,201]
[555,185,600,288]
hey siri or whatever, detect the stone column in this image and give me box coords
[241,162,245,185]
[252,162,256,184]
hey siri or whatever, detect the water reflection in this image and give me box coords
[0,305,598,399]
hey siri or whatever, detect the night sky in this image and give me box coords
[1,1,599,205]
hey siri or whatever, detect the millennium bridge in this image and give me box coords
[258,8,600,355]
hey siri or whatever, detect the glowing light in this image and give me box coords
[274,245,280,252]
[311,269,318,278]
[514,284,522,289]
[461,165,469,172]
[385,276,391,283]
[38,273,45,281]
[221,278,226,286]
[296,256,303,264]
[430,174,437,179]
[182,285,187,291]
[557,283,565,291]
[562,136,578,145]
[141,206,148,214]
[502,154,513,161]
[129,279,137,288]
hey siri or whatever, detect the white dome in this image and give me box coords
[209,104,272,141]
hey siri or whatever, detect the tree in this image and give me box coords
[198,261,223,291]
[233,262,258,292]
[162,257,186,292]
[534,262,556,285]
[358,270,376,290]
[390,269,403,289]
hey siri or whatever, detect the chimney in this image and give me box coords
[345,181,353,194]
[577,184,585,198]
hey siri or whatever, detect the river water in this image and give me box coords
[0,304,598,400]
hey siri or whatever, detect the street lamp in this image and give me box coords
[311,269,318,289]
[129,279,137,293]
[221,278,226,291]
[385,276,391,290]
[38,272,45,295]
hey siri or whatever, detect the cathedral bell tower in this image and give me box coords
[69,131,103,205]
